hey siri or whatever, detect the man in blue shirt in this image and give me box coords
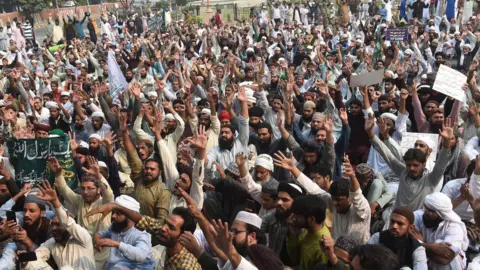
[94,195,155,269]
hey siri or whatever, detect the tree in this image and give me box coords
[18,0,50,13]
[175,0,187,6]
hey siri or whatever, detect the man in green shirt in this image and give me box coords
[286,194,330,270]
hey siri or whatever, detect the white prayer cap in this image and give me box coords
[165,113,175,120]
[223,46,229,51]
[286,41,293,46]
[312,112,326,120]
[421,74,427,79]
[89,134,101,141]
[53,52,59,56]
[45,101,59,109]
[303,100,316,109]
[98,161,108,169]
[306,45,313,50]
[404,49,414,55]
[65,65,73,70]
[60,91,70,97]
[380,112,397,122]
[246,47,255,53]
[200,108,211,115]
[319,41,326,46]
[75,60,81,64]
[31,59,38,64]
[79,141,89,149]
[274,47,281,51]
[234,211,262,229]
[278,57,286,62]
[91,111,105,119]
[115,195,140,213]
[147,91,158,98]
[261,36,267,40]
[254,154,274,172]
[417,137,435,149]
[48,61,55,66]
[68,45,74,48]
[454,31,461,35]
[247,96,257,104]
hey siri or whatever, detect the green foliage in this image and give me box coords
[18,0,51,13]
[175,0,187,6]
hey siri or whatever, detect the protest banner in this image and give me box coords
[400,132,439,161]
[386,28,408,41]
[7,135,77,188]
[432,64,467,102]
[350,69,385,87]
[108,50,127,103]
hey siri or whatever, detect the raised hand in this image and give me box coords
[68,131,78,151]
[86,202,117,220]
[81,156,101,178]
[119,114,128,132]
[339,108,348,124]
[377,117,389,138]
[273,151,296,171]
[47,157,62,176]
[36,180,58,203]
[341,155,355,178]
[364,113,375,136]
[323,115,334,133]
[102,131,117,150]
[237,86,247,102]
[186,125,207,149]
[439,117,454,142]
[212,219,235,257]
[130,82,142,98]
[400,88,409,100]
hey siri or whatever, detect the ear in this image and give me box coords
[247,231,256,244]
[427,148,432,156]
[408,224,415,234]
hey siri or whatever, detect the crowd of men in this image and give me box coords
[1,0,480,269]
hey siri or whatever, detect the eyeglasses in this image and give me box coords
[229,229,246,235]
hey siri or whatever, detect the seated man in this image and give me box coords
[94,195,155,269]
[368,207,427,269]
[23,181,95,270]
[413,193,468,269]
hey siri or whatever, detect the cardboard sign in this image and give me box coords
[433,64,467,102]
[350,69,385,87]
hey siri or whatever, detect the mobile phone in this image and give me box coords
[18,252,37,262]
[6,211,15,222]
[246,199,256,213]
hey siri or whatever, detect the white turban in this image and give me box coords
[417,137,435,150]
[200,108,211,116]
[165,113,175,120]
[424,193,468,250]
[91,111,105,120]
[115,195,140,213]
[254,154,274,172]
[45,101,59,109]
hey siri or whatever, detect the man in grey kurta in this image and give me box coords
[366,121,454,211]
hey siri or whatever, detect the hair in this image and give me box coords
[138,139,154,150]
[291,195,327,224]
[271,95,284,103]
[220,124,235,134]
[5,105,17,112]
[144,158,162,168]
[302,141,321,154]
[81,174,100,188]
[378,94,390,103]
[425,100,440,107]
[172,207,197,234]
[403,148,427,163]
[350,99,363,107]
[308,164,331,178]
[177,164,193,181]
[329,178,350,197]
[246,224,267,245]
[256,122,273,134]
[51,81,58,87]
[197,99,209,107]
[350,244,399,270]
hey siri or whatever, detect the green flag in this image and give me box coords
[7,135,78,188]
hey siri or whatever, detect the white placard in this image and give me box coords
[350,69,385,87]
[400,132,439,161]
[432,64,467,102]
